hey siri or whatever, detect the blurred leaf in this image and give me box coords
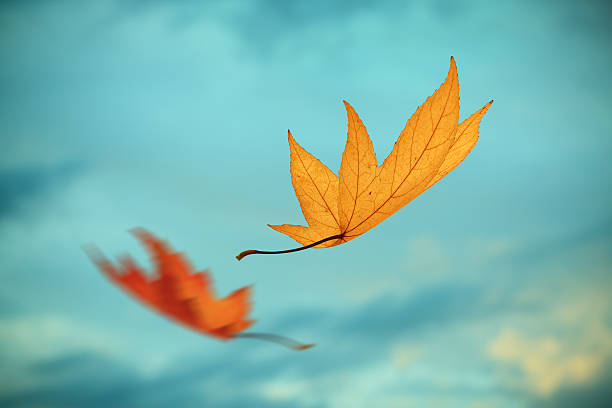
[87,228,313,350]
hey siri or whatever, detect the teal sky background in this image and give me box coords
[1,0,611,407]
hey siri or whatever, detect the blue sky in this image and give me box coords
[1,0,611,407]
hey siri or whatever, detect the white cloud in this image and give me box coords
[258,379,307,402]
[391,343,422,369]
[488,312,612,396]
[0,315,121,392]
[465,236,517,267]
[0,315,117,360]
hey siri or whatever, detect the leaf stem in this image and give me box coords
[235,234,344,261]
[235,332,315,351]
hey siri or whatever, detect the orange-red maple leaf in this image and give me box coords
[87,229,313,349]
[237,57,492,260]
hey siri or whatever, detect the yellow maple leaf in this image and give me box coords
[237,57,492,260]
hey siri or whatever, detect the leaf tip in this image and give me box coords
[342,99,355,114]
[128,227,149,241]
[481,100,494,112]
[82,242,103,264]
[449,56,457,73]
